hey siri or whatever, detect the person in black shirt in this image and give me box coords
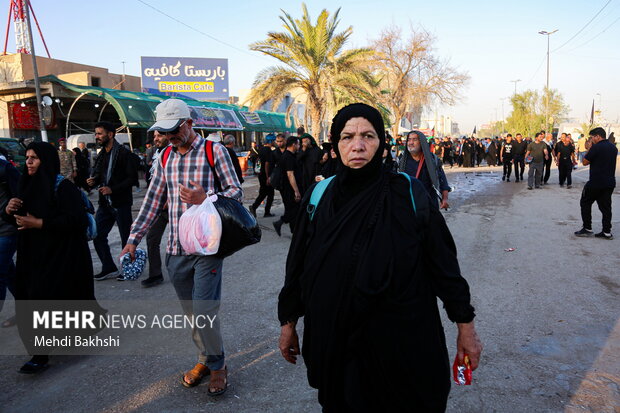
[511,133,527,182]
[223,135,244,184]
[542,132,555,185]
[297,134,322,195]
[500,134,514,181]
[575,127,618,239]
[442,137,454,167]
[249,136,276,218]
[273,136,301,236]
[462,138,474,167]
[554,133,576,188]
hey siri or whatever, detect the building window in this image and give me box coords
[91,77,101,87]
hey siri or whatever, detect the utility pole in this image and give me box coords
[510,79,521,96]
[24,0,47,141]
[539,29,558,135]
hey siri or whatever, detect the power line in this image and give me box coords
[566,15,620,51]
[136,0,266,60]
[552,0,613,53]
[524,54,547,88]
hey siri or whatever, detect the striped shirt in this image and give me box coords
[128,135,242,255]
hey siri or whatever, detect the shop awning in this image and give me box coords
[39,75,295,132]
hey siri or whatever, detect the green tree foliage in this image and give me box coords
[247,4,380,139]
[505,88,569,137]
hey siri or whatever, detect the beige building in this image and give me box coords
[0,53,140,139]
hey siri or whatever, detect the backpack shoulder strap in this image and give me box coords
[398,172,417,215]
[205,140,215,168]
[161,146,174,168]
[307,176,336,221]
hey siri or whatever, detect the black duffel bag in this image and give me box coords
[213,196,261,258]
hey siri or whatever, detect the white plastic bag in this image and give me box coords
[179,194,222,255]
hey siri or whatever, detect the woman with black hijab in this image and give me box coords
[278,103,482,412]
[4,142,98,373]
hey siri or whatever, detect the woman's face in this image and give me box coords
[337,117,380,169]
[25,149,41,176]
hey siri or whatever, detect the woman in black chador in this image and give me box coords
[4,142,99,374]
[278,103,482,412]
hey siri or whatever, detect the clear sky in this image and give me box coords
[14,0,620,133]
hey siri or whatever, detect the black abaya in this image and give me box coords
[5,142,99,355]
[278,171,475,412]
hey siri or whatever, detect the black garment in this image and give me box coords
[512,140,527,157]
[93,203,133,274]
[539,141,553,183]
[279,150,302,230]
[461,141,474,167]
[580,185,613,233]
[73,150,90,192]
[486,142,498,166]
[80,147,90,162]
[278,103,474,412]
[146,210,169,279]
[513,156,525,180]
[320,156,339,178]
[278,172,474,412]
[0,159,20,238]
[476,143,485,166]
[442,142,454,167]
[257,146,273,179]
[584,139,617,189]
[501,142,514,179]
[4,142,99,355]
[297,146,322,194]
[558,160,573,186]
[91,142,138,207]
[251,145,276,214]
[225,146,244,184]
[555,142,575,186]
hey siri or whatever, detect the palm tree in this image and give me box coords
[247,4,380,139]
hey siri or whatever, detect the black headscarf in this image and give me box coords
[329,103,387,210]
[17,142,60,219]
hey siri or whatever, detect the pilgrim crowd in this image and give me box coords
[0,97,616,411]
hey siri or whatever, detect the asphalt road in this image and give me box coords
[1,161,619,413]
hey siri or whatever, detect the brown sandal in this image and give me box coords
[181,363,210,388]
[208,366,228,396]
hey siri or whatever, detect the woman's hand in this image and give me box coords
[14,213,43,230]
[5,198,22,215]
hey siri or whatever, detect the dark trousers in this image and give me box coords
[502,158,513,179]
[281,190,300,233]
[0,234,16,313]
[580,185,613,233]
[442,155,453,167]
[558,160,573,186]
[251,175,274,214]
[513,156,525,179]
[94,203,133,273]
[146,210,169,279]
[543,156,553,183]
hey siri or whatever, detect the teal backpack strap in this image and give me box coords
[307,176,336,221]
[398,172,417,215]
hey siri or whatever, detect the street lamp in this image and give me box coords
[539,29,558,136]
[510,79,521,96]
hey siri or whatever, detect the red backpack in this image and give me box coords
[161,140,221,191]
